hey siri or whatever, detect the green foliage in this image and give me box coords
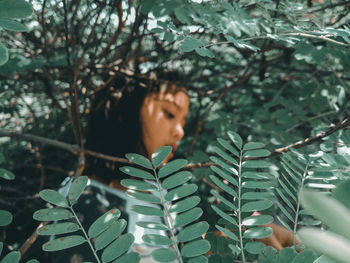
[209,131,275,262]
[298,179,350,263]
[0,0,32,65]
[121,146,210,263]
[33,176,137,263]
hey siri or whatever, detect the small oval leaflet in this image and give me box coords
[0,168,15,180]
[210,156,238,175]
[0,210,13,226]
[126,190,161,204]
[210,190,237,210]
[243,226,273,239]
[94,219,127,251]
[39,189,68,207]
[37,222,80,236]
[112,252,140,263]
[212,146,238,166]
[227,131,243,149]
[243,142,266,151]
[211,205,237,226]
[217,138,239,157]
[165,184,198,202]
[243,160,271,168]
[181,239,211,257]
[136,221,168,231]
[33,208,73,221]
[215,225,238,241]
[188,255,208,263]
[42,235,86,251]
[210,166,238,186]
[243,149,270,158]
[158,158,188,178]
[142,234,172,246]
[152,248,177,262]
[0,251,21,263]
[0,0,33,19]
[162,171,192,189]
[245,241,266,254]
[209,175,237,198]
[0,19,27,32]
[68,176,88,205]
[125,153,152,169]
[174,207,203,228]
[88,208,121,238]
[169,196,201,214]
[152,146,172,168]
[177,221,209,242]
[241,200,273,212]
[242,181,273,190]
[120,166,154,180]
[101,233,134,263]
[132,205,164,216]
[121,179,156,191]
[242,215,274,226]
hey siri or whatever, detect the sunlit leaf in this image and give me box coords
[142,234,172,246]
[243,226,272,239]
[151,248,177,262]
[174,207,203,228]
[227,131,243,149]
[119,166,154,180]
[121,179,156,191]
[152,146,172,168]
[158,159,188,178]
[37,222,79,236]
[101,233,134,263]
[132,205,164,216]
[165,184,198,202]
[33,208,73,221]
[241,200,273,212]
[169,196,201,214]
[88,208,121,238]
[177,221,209,242]
[181,239,211,257]
[242,215,274,226]
[126,190,161,203]
[215,225,238,241]
[42,235,85,251]
[68,176,88,205]
[125,153,152,169]
[39,189,69,207]
[136,221,168,231]
[94,219,127,251]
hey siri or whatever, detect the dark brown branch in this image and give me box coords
[185,117,350,169]
[309,1,350,13]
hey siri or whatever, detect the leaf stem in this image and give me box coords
[70,206,101,263]
[238,149,246,263]
[153,168,183,263]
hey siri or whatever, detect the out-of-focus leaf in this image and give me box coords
[0,251,21,263]
[0,168,14,180]
[0,0,32,19]
[0,210,13,226]
[245,241,265,254]
[0,19,27,32]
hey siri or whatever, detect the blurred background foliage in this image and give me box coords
[0,0,350,261]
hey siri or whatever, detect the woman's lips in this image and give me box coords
[170,143,178,153]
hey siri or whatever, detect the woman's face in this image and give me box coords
[140,91,189,162]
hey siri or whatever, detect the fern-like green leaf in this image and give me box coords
[42,235,86,251]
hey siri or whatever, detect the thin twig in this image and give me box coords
[19,221,48,256]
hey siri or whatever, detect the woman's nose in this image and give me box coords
[173,122,184,140]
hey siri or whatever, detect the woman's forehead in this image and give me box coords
[150,91,189,110]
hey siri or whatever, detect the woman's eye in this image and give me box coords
[164,110,175,119]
